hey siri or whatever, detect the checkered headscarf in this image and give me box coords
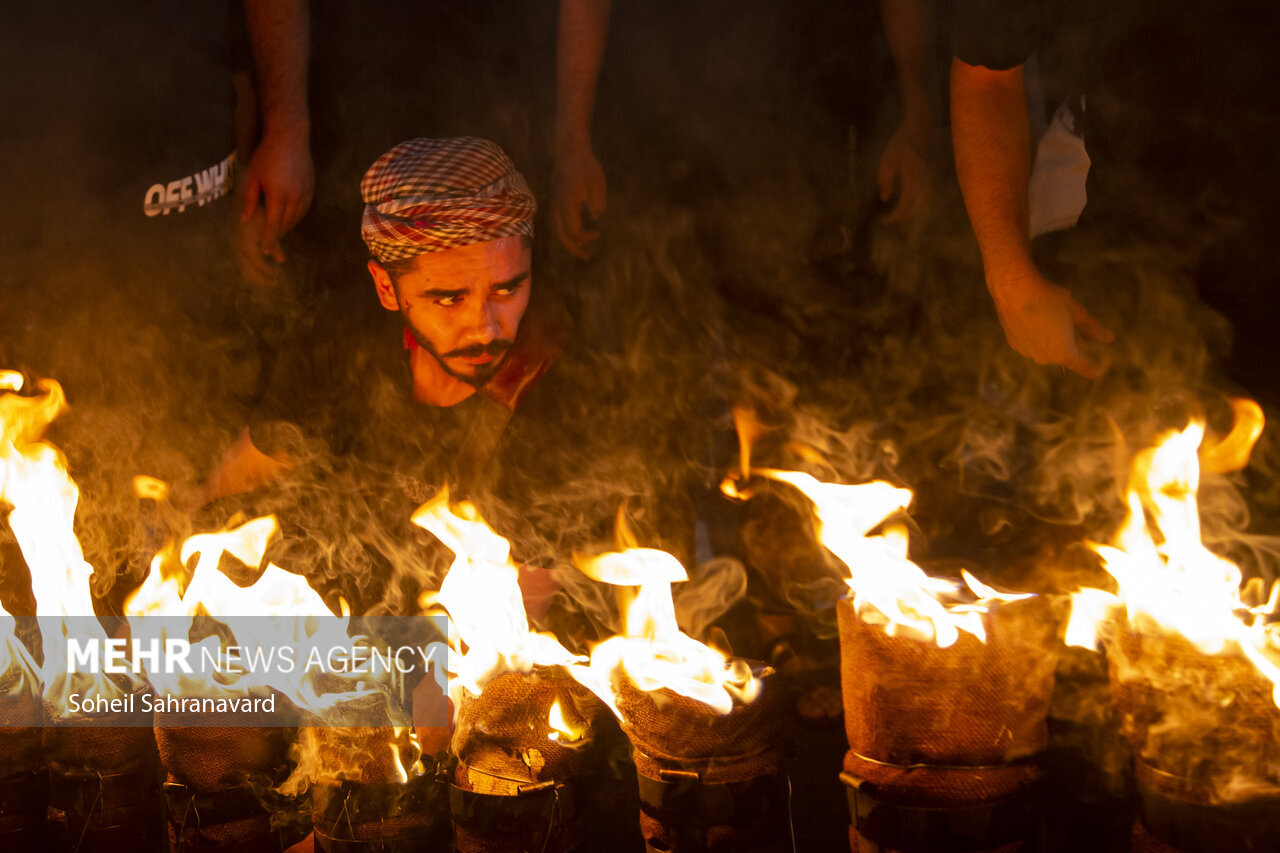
[360,137,536,263]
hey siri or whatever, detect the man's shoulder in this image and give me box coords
[482,290,575,413]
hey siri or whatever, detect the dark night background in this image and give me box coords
[2,3,1280,851]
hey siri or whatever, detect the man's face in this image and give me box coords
[369,236,532,386]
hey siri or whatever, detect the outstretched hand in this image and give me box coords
[551,145,606,259]
[240,128,314,260]
[877,121,934,223]
[989,270,1115,378]
[233,202,285,287]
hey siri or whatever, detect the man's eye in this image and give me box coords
[435,295,461,307]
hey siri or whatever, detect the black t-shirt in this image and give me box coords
[0,3,242,239]
[952,0,1280,234]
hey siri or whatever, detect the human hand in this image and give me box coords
[551,144,606,259]
[233,202,285,287]
[877,120,934,223]
[240,127,314,257]
[988,269,1115,378]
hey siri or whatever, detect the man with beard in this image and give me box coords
[201,136,566,505]
[202,137,698,583]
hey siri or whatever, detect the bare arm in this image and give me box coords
[240,0,313,258]
[951,57,1112,376]
[878,0,936,221]
[552,0,611,258]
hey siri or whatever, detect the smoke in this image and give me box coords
[5,12,1280,834]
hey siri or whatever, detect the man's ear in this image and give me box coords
[368,259,401,312]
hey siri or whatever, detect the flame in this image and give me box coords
[1201,398,1265,474]
[126,513,401,717]
[546,697,584,743]
[732,468,1030,647]
[132,475,170,502]
[1068,407,1280,706]
[573,509,760,715]
[412,489,583,705]
[0,371,137,711]
[129,514,426,791]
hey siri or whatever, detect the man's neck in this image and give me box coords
[408,346,477,407]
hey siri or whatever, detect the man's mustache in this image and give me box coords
[443,340,513,359]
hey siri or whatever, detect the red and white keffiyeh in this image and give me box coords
[361,137,536,263]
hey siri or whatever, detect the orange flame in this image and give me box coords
[572,508,760,715]
[0,371,137,711]
[546,697,585,744]
[125,513,407,719]
[1067,406,1280,706]
[1201,398,1265,474]
[732,468,1030,647]
[412,489,583,706]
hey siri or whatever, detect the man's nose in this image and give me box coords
[465,297,499,344]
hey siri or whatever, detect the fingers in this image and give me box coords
[878,151,930,224]
[1072,302,1116,344]
[1061,347,1104,380]
[553,204,589,260]
[260,193,285,255]
[884,176,919,224]
[240,170,262,222]
[552,190,602,260]
[586,175,607,221]
[234,213,284,287]
[876,151,896,205]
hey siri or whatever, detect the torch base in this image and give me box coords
[1129,761,1280,853]
[0,770,47,851]
[450,779,583,853]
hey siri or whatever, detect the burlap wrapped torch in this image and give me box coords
[302,710,447,852]
[735,469,1058,852]
[838,596,1057,853]
[575,539,792,853]
[450,666,607,853]
[42,688,166,853]
[612,669,790,853]
[1083,411,1280,851]
[0,682,44,851]
[154,708,291,853]
[1107,621,1280,853]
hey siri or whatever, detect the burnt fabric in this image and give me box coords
[452,667,603,791]
[613,674,789,853]
[154,712,288,852]
[43,710,165,853]
[1107,620,1280,816]
[0,694,41,770]
[451,667,604,853]
[837,598,1057,853]
[0,695,43,850]
[360,137,536,263]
